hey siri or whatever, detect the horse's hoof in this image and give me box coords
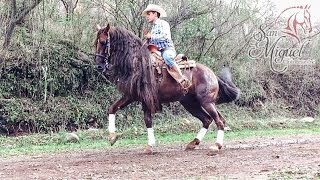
[207,143,222,156]
[143,145,153,155]
[215,142,223,150]
[185,138,200,151]
[185,144,196,151]
[109,133,118,146]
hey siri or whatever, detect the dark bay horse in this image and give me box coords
[95,24,240,155]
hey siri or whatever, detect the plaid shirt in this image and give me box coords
[150,19,174,50]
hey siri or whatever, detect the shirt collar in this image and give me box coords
[153,18,161,25]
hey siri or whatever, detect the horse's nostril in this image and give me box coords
[96,65,104,71]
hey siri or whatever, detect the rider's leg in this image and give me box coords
[162,48,191,89]
[162,48,177,68]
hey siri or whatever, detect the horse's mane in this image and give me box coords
[101,26,159,113]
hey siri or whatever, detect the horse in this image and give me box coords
[94,24,240,155]
[276,5,312,42]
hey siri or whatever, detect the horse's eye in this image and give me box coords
[100,40,106,45]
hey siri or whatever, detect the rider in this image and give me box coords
[142,4,191,89]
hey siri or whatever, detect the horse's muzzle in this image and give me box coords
[96,64,107,72]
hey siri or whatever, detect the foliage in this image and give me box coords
[0,0,319,135]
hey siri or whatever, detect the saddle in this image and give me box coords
[148,44,196,74]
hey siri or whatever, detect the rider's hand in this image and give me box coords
[144,32,151,39]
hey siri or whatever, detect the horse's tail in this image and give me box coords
[216,67,240,104]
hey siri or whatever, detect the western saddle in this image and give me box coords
[148,44,195,90]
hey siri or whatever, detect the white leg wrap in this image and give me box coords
[216,130,224,145]
[147,128,156,146]
[108,114,116,133]
[196,128,208,141]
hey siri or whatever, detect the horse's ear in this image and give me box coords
[96,24,102,31]
[102,24,110,35]
[106,24,110,32]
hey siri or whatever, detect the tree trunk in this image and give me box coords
[3,20,15,49]
[60,0,79,20]
[2,0,43,49]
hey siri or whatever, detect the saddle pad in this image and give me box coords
[177,60,196,69]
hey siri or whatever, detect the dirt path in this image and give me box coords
[1,134,320,179]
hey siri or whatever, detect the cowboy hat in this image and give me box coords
[142,4,167,17]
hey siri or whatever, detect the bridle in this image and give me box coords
[95,31,111,71]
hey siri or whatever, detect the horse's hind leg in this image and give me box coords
[107,96,133,145]
[180,97,213,151]
[201,102,225,155]
[217,110,226,127]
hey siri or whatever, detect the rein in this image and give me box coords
[95,31,111,64]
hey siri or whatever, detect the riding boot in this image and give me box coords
[167,63,192,89]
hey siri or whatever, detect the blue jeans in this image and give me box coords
[161,48,176,68]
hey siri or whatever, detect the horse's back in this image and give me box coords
[191,63,218,85]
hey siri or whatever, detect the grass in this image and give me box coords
[270,166,320,180]
[1,126,320,157]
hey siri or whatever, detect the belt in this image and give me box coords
[159,47,175,53]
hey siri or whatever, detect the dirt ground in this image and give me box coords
[1,134,320,180]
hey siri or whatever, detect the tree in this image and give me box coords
[3,0,43,49]
[60,0,79,20]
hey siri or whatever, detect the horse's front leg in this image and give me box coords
[107,96,133,145]
[142,105,155,155]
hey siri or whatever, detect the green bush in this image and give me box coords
[0,0,319,136]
